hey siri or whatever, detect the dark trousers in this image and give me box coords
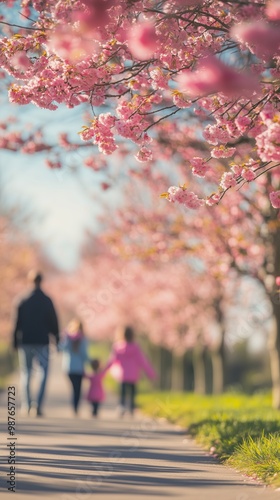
[68,373,83,412]
[120,382,136,413]
[92,401,100,417]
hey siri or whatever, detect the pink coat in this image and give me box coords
[106,341,156,384]
[85,371,106,402]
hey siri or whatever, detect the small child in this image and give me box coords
[106,325,156,415]
[84,359,107,417]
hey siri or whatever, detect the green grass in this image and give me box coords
[0,341,16,390]
[138,392,280,487]
[229,434,280,487]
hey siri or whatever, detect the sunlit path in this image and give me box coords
[0,352,279,500]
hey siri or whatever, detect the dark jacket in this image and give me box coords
[13,288,59,348]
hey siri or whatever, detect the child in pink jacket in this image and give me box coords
[106,326,156,415]
[84,359,107,417]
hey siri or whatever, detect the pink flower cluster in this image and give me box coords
[220,172,237,190]
[47,24,98,62]
[231,21,280,61]
[230,162,257,183]
[266,1,280,20]
[206,193,221,206]
[167,186,204,210]
[84,157,102,170]
[211,146,236,158]
[256,121,280,162]
[177,56,259,98]
[241,168,256,181]
[0,0,279,209]
[80,113,117,154]
[269,190,280,209]
[127,22,158,60]
[135,147,153,162]
[10,51,32,71]
[204,123,238,145]
[150,68,169,91]
[191,157,209,177]
[172,92,191,109]
[235,115,251,134]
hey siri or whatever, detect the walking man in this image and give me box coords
[13,270,59,416]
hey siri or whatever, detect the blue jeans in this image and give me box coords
[18,345,49,410]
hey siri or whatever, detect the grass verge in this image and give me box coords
[0,343,16,391]
[138,392,280,487]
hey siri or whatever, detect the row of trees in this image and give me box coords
[0,0,279,205]
[0,1,279,404]
[49,165,277,402]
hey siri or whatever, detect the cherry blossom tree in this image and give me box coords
[51,240,227,393]
[102,168,280,400]
[0,0,280,400]
[0,216,41,344]
[0,0,279,207]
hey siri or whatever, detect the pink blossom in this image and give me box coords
[256,123,280,162]
[79,127,94,141]
[10,51,31,70]
[241,168,256,181]
[99,113,116,127]
[231,21,280,61]
[101,182,111,190]
[172,92,191,108]
[73,0,115,31]
[177,56,258,97]
[211,146,236,158]
[135,147,153,162]
[270,190,280,209]
[235,115,251,133]
[116,100,132,120]
[84,157,100,170]
[266,1,280,21]
[128,22,158,60]
[220,172,237,189]
[167,186,204,210]
[191,157,209,177]
[9,86,33,106]
[20,6,31,17]
[47,25,98,61]
[203,124,231,145]
[45,159,61,169]
[173,0,203,4]
[206,193,221,206]
[21,141,37,153]
[231,164,243,176]
[276,276,280,287]
[150,68,168,90]
[58,133,74,150]
[259,104,275,125]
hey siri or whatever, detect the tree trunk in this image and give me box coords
[268,309,280,409]
[211,349,224,394]
[211,296,227,394]
[269,225,280,409]
[193,345,206,394]
[150,344,162,391]
[171,352,184,391]
[159,347,172,390]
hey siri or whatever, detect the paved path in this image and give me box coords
[0,352,279,500]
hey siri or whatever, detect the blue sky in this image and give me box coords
[0,99,122,270]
